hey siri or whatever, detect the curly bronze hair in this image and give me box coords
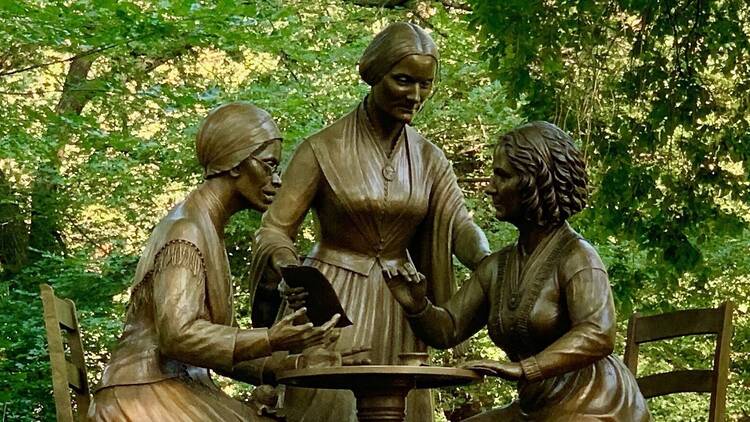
[498,121,588,227]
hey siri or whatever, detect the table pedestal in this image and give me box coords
[278,365,481,422]
[355,390,408,421]
[354,378,412,422]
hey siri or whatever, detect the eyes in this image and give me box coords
[249,155,280,175]
[263,160,279,174]
[493,168,513,180]
[392,74,433,89]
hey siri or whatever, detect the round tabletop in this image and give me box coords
[277,365,482,390]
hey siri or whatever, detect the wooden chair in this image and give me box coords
[40,283,91,421]
[623,301,733,422]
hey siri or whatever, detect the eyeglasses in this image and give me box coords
[248,154,280,175]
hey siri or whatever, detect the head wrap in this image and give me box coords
[358,22,439,86]
[196,102,282,178]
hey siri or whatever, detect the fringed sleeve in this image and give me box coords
[151,240,272,373]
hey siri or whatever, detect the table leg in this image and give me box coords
[353,388,410,422]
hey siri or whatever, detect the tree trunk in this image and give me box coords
[27,55,96,261]
[0,168,27,278]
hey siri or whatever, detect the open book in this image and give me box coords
[280,265,353,328]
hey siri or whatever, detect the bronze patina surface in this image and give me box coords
[278,366,481,422]
[248,22,490,422]
[88,103,337,421]
[386,122,652,421]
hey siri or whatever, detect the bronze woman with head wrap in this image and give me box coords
[386,121,651,421]
[88,103,338,422]
[248,22,490,422]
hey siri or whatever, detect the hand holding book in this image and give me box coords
[279,265,352,328]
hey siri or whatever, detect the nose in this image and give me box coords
[271,172,282,187]
[406,83,421,103]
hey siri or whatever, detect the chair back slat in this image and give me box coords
[55,296,77,331]
[710,302,733,422]
[623,301,733,422]
[40,284,91,421]
[623,312,641,374]
[66,360,85,391]
[632,307,723,344]
[637,369,714,398]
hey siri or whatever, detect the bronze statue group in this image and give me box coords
[88,23,651,422]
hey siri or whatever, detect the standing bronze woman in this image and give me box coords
[88,103,337,421]
[386,122,651,421]
[249,23,490,421]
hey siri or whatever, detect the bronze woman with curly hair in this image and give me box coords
[386,121,651,421]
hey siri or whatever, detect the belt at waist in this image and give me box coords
[95,347,201,392]
[306,243,412,276]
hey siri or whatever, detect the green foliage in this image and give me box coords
[1,0,748,420]
[0,1,520,420]
[0,250,135,420]
[469,0,750,419]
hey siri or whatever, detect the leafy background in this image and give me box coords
[1,0,748,420]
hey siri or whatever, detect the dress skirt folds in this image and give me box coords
[465,356,647,421]
[407,223,650,421]
[249,102,490,422]
[280,259,432,422]
[89,378,266,422]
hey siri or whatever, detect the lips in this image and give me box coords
[262,186,278,203]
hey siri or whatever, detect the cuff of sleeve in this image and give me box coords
[261,352,300,385]
[405,298,432,319]
[233,328,273,363]
[520,356,543,382]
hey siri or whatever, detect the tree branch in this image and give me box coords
[348,0,409,7]
[0,28,173,78]
[412,9,449,38]
[55,54,97,115]
[439,0,471,11]
[0,43,116,78]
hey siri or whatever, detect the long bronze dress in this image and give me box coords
[249,102,490,422]
[407,223,651,421]
[89,190,280,421]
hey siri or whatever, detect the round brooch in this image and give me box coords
[382,164,395,181]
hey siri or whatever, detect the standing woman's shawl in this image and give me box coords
[247,110,489,315]
[408,135,490,306]
[247,22,486,312]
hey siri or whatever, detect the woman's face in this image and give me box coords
[370,54,436,124]
[486,145,523,223]
[235,139,282,212]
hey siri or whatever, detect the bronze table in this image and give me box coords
[277,365,482,422]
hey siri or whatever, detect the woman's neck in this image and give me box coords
[194,177,241,235]
[365,95,404,153]
[516,222,560,256]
